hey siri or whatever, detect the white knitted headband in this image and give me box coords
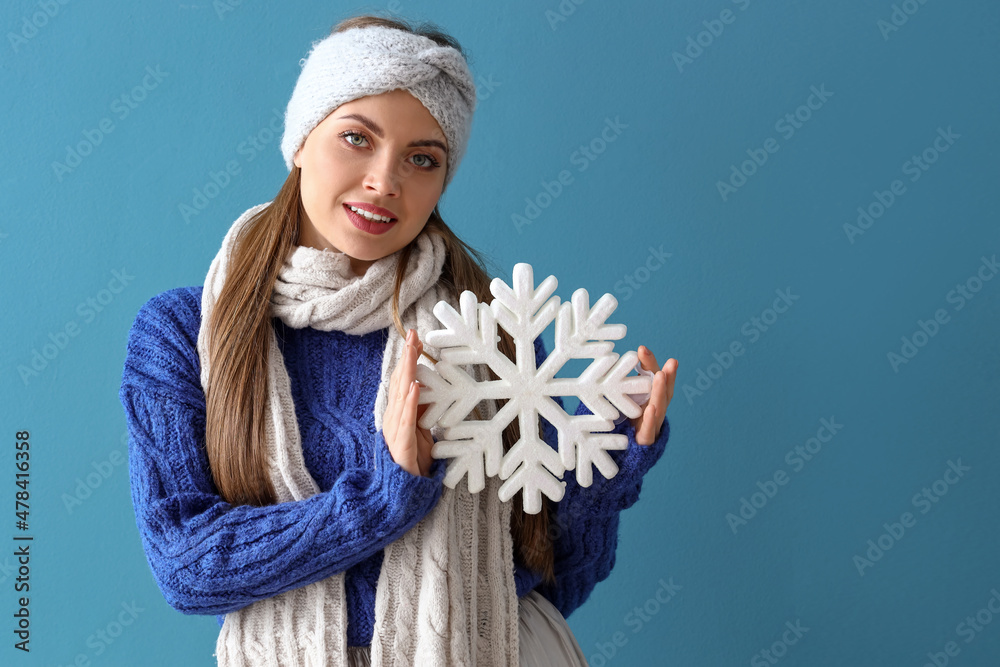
[280,24,478,188]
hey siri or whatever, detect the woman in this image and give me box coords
[119,14,677,666]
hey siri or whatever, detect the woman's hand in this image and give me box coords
[383,328,435,477]
[629,346,678,446]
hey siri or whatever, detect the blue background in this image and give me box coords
[1,0,998,665]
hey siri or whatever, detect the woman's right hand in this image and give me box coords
[382,328,435,478]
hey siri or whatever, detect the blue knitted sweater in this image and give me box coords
[119,285,669,648]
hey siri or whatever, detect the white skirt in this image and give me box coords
[346,588,589,666]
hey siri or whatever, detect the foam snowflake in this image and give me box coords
[414,263,653,514]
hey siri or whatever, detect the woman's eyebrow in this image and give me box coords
[336,113,448,153]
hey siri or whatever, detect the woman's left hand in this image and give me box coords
[629,346,678,446]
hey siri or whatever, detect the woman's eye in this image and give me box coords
[411,154,441,170]
[340,130,439,169]
[343,131,367,147]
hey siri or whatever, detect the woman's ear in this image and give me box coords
[293,147,301,168]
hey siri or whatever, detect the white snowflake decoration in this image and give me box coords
[414,263,654,514]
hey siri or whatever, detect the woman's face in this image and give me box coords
[293,89,449,276]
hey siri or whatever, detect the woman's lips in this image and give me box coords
[344,201,398,220]
[343,203,397,235]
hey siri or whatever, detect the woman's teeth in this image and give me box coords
[349,205,394,223]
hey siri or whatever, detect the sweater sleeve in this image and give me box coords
[529,336,670,618]
[120,289,447,616]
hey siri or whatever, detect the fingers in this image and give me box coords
[400,329,423,401]
[633,347,680,446]
[398,374,433,477]
[383,329,428,476]
[385,329,423,442]
[636,399,658,445]
[400,330,423,426]
[663,358,677,407]
[398,371,420,474]
[398,330,416,407]
[416,427,434,478]
[638,346,678,408]
[638,345,660,373]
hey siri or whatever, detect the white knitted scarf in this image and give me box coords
[199,202,519,666]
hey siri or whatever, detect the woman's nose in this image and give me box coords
[364,155,401,195]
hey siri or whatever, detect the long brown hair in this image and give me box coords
[205,14,555,586]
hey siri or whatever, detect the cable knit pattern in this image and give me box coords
[280,25,478,188]
[193,202,520,666]
[120,284,669,644]
[119,224,670,661]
